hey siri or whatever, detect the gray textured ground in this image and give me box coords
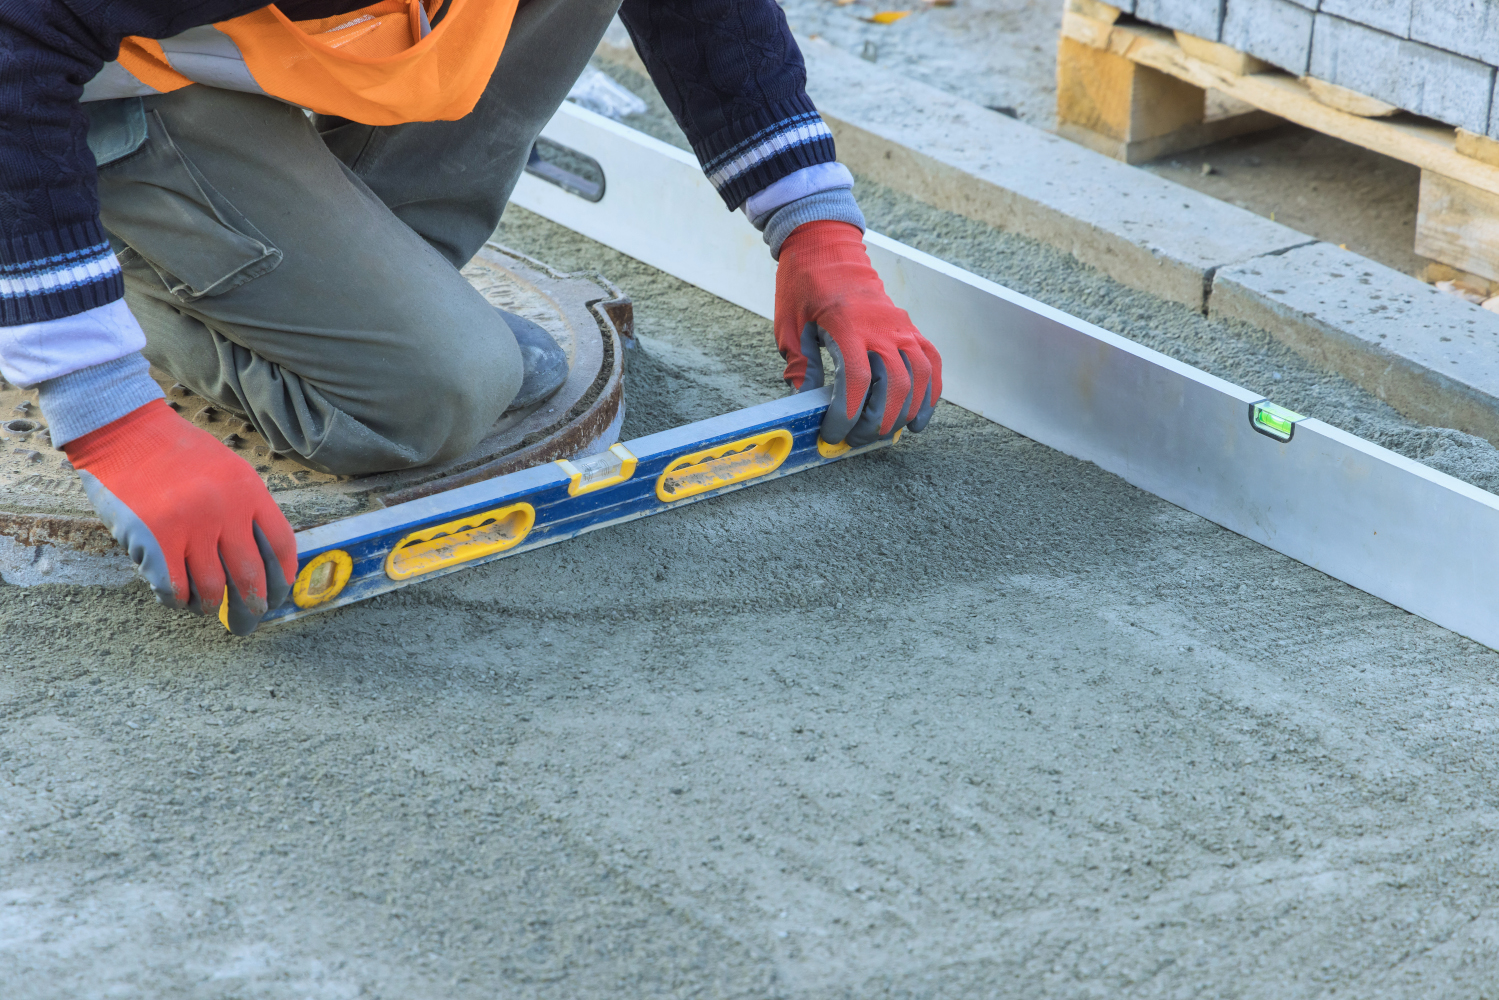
[7,190,1499,998]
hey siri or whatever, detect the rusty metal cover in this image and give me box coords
[0,243,626,566]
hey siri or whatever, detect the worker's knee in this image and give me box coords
[259,302,524,477]
[128,252,526,476]
[358,305,524,469]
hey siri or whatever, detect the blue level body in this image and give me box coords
[258,387,893,626]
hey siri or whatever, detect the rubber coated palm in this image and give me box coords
[64,400,297,635]
[774,220,943,446]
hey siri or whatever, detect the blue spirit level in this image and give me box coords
[243,388,894,628]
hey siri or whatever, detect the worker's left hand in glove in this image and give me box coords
[63,399,297,636]
[774,219,943,446]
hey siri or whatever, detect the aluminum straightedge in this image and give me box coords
[514,102,1499,651]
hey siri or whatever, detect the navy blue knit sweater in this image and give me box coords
[0,0,834,327]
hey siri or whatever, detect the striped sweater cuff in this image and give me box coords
[38,352,164,448]
[763,189,867,261]
[694,94,838,210]
[1,220,125,325]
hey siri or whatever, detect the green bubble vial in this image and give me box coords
[1250,400,1303,442]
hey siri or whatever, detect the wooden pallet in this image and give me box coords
[1057,0,1499,291]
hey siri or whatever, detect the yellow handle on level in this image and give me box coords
[218,548,355,631]
[384,502,535,581]
[656,429,793,502]
[817,427,902,459]
[294,549,354,608]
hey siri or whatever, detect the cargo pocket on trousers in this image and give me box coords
[96,109,282,302]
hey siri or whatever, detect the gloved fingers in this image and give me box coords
[220,557,265,637]
[774,301,812,389]
[219,525,270,618]
[216,524,289,635]
[899,345,933,425]
[778,350,807,391]
[798,322,827,391]
[778,319,829,392]
[904,335,942,432]
[253,522,294,613]
[253,503,298,601]
[134,536,186,611]
[183,544,227,618]
[844,353,895,448]
[917,334,944,404]
[819,334,870,445]
[907,377,937,433]
[184,568,208,616]
[873,345,914,437]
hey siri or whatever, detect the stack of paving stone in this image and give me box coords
[1115,0,1498,135]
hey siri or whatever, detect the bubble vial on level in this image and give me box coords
[1250,400,1303,443]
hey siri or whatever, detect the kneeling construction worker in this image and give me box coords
[0,0,943,632]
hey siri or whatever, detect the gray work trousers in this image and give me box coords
[93,0,621,475]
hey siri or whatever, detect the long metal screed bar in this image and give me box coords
[513,102,1499,652]
[245,389,895,628]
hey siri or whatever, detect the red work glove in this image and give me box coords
[64,400,297,636]
[775,220,942,446]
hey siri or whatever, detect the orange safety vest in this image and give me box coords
[81,0,517,126]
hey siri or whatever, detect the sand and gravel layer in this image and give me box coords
[6,192,1499,997]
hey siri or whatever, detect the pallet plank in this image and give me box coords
[1061,11,1499,198]
[1056,30,1276,164]
[1057,36,1204,144]
[1416,170,1499,283]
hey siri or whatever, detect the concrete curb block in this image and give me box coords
[799,36,1310,311]
[797,36,1499,444]
[1212,243,1499,442]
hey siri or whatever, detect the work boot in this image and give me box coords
[499,308,569,413]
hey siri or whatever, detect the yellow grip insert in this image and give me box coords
[656,429,793,502]
[817,427,903,459]
[218,548,355,630]
[816,436,850,458]
[384,502,535,581]
[293,549,354,608]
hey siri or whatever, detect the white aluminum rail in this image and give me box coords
[513,103,1499,650]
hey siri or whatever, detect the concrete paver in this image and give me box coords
[1213,241,1499,443]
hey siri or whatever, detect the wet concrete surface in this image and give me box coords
[6,200,1499,997]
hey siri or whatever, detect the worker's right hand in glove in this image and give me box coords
[63,400,297,636]
[774,219,943,446]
